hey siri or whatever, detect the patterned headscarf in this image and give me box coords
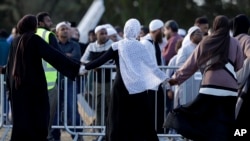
[112,18,168,94]
[123,18,141,39]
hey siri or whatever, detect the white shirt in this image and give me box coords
[140,34,158,65]
[81,39,113,63]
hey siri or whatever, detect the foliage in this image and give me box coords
[0,0,249,34]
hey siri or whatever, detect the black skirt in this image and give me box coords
[164,93,237,141]
[106,70,159,141]
[235,92,250,140]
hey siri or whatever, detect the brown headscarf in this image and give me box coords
[12,14,37,88]
[197,15,230,70]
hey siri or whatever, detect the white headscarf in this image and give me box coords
[112,18,168,94]
[182,26,200,46]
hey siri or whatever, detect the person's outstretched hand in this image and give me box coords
[79,65,88,75]
[168,78,178,86]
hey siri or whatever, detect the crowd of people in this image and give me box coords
[0,11,250,141]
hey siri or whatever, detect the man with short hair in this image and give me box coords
[51,21,83,141]
[35,12,61,140]
[141,19,164,65]
[140,19,166,133]
[194,16,209,36]
[36,12,60,51]
[162,20,183,65]
[81,25,113,127]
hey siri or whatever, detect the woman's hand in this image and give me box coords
[167,90,174,100]
[79,65,88,75]
[168,78,178,86]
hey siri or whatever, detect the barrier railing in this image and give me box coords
[0,74,4,128]
[0,65,201,141]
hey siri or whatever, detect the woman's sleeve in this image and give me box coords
[173,44,200,85]
[36,35,80,80]
[84,47,115,70]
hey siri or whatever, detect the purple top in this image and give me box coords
[172,37,244,96]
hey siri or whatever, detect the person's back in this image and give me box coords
[165,15,244,141]
[83,18,168,141]
[0,29,10,66]
[5,15,81,141]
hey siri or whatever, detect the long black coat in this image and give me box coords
[6,34,80,141]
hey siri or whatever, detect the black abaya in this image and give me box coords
[6,34,80,141]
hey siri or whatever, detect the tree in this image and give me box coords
[0,0,249,35]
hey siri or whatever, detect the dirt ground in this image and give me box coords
[0,128,73,141]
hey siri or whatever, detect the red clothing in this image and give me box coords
[162,33,183,65]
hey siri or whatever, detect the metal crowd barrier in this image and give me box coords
[0,74,4,128]
[0,66,201,141]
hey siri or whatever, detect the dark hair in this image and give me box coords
[36,12,49,23]
[165,20,179,32]
[70,21,77,27]
[141,26,149,34]
[232,14,250,37]
[195,16,209,25]
[115,26,123,33]
[0,29,9,38]
[13,14,38,88]
[17,14,37,34]
[88,29,95,35]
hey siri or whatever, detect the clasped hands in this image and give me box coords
[79,64,88,75]
[162,78,178,100]
[162,78,178,88]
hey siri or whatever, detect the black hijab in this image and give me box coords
[232,14,250,37]
[12,14,37,88]
[197,15,230,70]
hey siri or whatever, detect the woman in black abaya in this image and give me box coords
[81,18,169,141]
[5,15,82,141]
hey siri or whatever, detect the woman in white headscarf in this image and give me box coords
[81,18,169,141]
[173,26,203,107]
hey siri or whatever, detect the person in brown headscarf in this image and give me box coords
[4,14,83,141]
[164,15,244,141]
